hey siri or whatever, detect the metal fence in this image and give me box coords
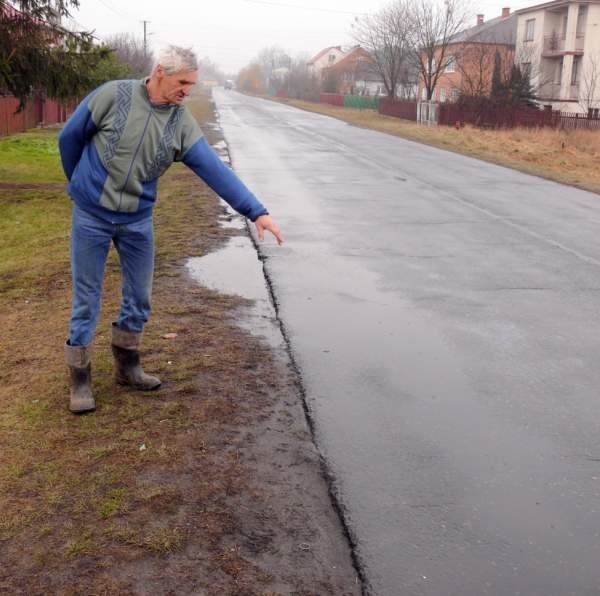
[320,93,344,107]
[344,95,379,110]
[0,94,72,137]
[378,98,418,121]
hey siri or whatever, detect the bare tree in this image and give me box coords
[287,53,320,100]
[350,0,415,99]
[409,0,471,100]
[104,33,153,78]
[197,57,225,84]
[454,42,514,99]
[579,52,600,115]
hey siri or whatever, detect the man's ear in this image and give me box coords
[155,65,165,79]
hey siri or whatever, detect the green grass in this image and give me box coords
[0,129,66,183]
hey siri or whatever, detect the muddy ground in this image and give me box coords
[0,95,362,595]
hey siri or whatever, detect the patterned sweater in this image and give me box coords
[58,79,268,224]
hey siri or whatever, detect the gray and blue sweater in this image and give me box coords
[59,79,268,224]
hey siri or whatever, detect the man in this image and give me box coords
[59,45,283,414]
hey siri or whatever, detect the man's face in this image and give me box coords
[155,66,198,105]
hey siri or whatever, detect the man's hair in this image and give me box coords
[153,45,198,75]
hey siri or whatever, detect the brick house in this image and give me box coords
[515,0,600,114]
[417,9,517,103]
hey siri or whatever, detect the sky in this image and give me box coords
[67,0,536,74]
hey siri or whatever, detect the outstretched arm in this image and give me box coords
[182,137,284,244]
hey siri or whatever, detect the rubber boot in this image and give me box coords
[65,342,96,414]
[111,324,161,390]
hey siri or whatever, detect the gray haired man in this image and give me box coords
[59,45,283,414]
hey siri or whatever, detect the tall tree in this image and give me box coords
[0,0,105,107]
[410,0,470,101]
[104,33,153,79]
[490,50,503,100]
[351,0,416,99]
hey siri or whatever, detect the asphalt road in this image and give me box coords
[213,88,600,596]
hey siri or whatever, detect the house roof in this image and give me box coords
[308,46,343,65]
[450,13,517,45]
[328,46,373,71]
[515,0,600,14]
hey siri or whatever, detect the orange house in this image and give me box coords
[418,9,517,102]
[322,46,385,95]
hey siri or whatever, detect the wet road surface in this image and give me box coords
[212,89,600,596]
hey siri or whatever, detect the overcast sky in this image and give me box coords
[68,0,536,74]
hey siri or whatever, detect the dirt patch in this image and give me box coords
[0,95,361,594]
[0,182,66,191]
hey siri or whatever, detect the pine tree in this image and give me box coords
[0,0,113,108]
[490,51,504,103]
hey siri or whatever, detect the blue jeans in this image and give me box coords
[69,205,155,347]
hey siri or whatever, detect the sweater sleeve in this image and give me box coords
[58,91,100,181]
[182,137,268,222]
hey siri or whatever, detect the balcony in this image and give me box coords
[569,84,579,100]
[542,34,585,57]
[539,82,561,100]
[538,83,579,101]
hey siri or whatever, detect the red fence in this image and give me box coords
[320,93,344,107]
[0,94,72,137]
[437,102,600,131]
[438,103,560,128]
[379,98,417,121]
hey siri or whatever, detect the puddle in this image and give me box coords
[186,212,283,350]
[212,139,230,164]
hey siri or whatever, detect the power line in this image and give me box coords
[242,0,369,16]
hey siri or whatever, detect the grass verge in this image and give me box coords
[275,98,600,195]
[0,95,356,594]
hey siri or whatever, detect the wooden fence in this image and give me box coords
[0,94,73,137]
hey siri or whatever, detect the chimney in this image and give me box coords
[502,7,510,17]
[477,14,484,25]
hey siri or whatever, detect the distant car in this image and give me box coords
[224,80,234,90]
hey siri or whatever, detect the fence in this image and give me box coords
[320,93,344,107]
[437,103,600,131]
[344,95,379,110]
[378,98,417,120]
[559,112,600,131]
[438,103,559,128]
[417,101,438,125]
[0,94,72,137]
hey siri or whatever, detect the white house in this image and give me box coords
[307,46,346,79]
[515,0,600,114]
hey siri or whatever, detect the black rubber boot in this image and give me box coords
[111,324,161,390]
[65,342,96,414]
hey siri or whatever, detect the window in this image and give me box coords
[421,87,427,100]
[572,56,581,85]
[555,58,564,84]
[440,87,447,102]
[524,19,535,41]
[445,56,456,73]
[328,53,336,63]
[451,88,460,101]
[576,5,587,37]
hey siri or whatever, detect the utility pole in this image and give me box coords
[142,20,150,58]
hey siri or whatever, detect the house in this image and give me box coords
[418,9,517,103]
[307,46,346,79]
[515,0,600,114]
[321,46,385,95]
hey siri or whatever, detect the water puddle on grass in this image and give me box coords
[186,204,283,349]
